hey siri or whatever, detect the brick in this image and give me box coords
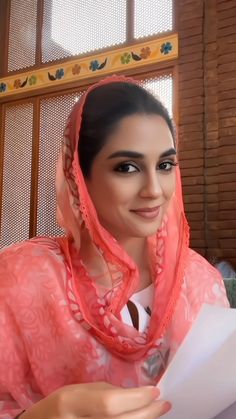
[181,176,204,185]
[180,96,204,107]
[218,70,236,81]
[205,157,219,167]
[179,61,203,73]
[205,148,218,158]
[184,194,204,204]
[219,89,236,101]
[218,154,236,165]
[219,182,236,191]
[179,131,204,142]
[179,16,203,29]
[218,25,236,38]
[219,7,236,20]
[179,44,203,55]
[179,87,204,99]
[205,139,220,148]
[219,108,236,118]
[179,121,203,132]
[206,184,218,193]
[218,52,236,65]
[179,78,203,90]
[219,126,236,136]
[205,59,218,70]
[219,117,236,127]
[183,184,204,194]
[219,201,236,210]
[206,121,218,131]
[179,104,204,116]
[219,61,236,73]
[181,167,204,177]
[218,99,236,110]
[178,139,203,151]
[206,193,218,203]
[191,230,205,239]
[189,220,205,230]
[218,16,236,29]
[218,1,236,11]
[206,132,219,141]
[180,158,203,169]
[219,191,236,201]
[179,69,204,81]
[179,149,204,159]
[179,52,203,65]
[179,113,203,124]
[219,136,236,146]
[179,26,203,38]
[218,163,236,174]
[219,211,236,220]
[187,212,204,221]
[207,211,219,221]
[190,239,206,247]
[218,173,236,182]
[180,35,203,48]
[179,9,203,22]
[219,220,236,229]
[219,239,236,249]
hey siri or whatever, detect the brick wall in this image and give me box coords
[178,0,236,268]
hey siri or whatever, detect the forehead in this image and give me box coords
[102,114,174,155]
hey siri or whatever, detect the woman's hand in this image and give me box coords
[21,382,171,418]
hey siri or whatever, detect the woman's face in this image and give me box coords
[85,114,177,241]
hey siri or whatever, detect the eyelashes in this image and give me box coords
[114,160,178,174]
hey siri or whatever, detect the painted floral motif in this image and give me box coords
[89,60,100,71]
[160,42,173,55]
[29,75,37,85]
[13,79,21,89]
[48,68,65,81]
[55,68,64,79]
[89,58,107,72]
[72,64,81,75]
[140,47,151,59]
[121,52,131,64]
[13,77,28,89]
[0,82,6,92]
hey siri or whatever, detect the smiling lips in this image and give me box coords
[131,206,161,219]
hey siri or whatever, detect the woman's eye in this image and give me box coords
[159,161,177,172]
[115,163,138,173]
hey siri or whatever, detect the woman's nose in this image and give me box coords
[139,171,162,198]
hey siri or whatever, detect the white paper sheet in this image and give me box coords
[158,304,236,419]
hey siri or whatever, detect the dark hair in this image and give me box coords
[78,81,175,178]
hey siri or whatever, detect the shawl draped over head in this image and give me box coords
[55,74,190,359]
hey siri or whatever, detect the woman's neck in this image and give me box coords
[118,237,152,291]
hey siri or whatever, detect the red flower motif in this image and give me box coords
[140,47,151,59]
[72,64,81,75]
[13,79,21,89]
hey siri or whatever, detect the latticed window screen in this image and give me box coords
[134,0,173,39]
[6,0,173,71]
[7,0,37,72]
[143,75,173,117]
[42,0,127,63]
[37,93,82,236]
[0,103,33,248]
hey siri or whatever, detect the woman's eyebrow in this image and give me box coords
[107,148,176,160]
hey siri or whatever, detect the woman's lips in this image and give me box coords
[131,206,160,219]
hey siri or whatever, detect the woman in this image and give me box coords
[0,75,228,418]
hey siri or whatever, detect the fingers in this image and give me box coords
[64,383,160,417]
[93,400,172,419]
[94,385,160,417]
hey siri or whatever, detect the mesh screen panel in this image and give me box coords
[142,74,173,117]
[134,0,173,39]
[42,0,126,63]
[37,93,82,236]
[8,0,37,72]
[1,103,33,248]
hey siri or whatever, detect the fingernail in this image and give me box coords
[160,401,172,415]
